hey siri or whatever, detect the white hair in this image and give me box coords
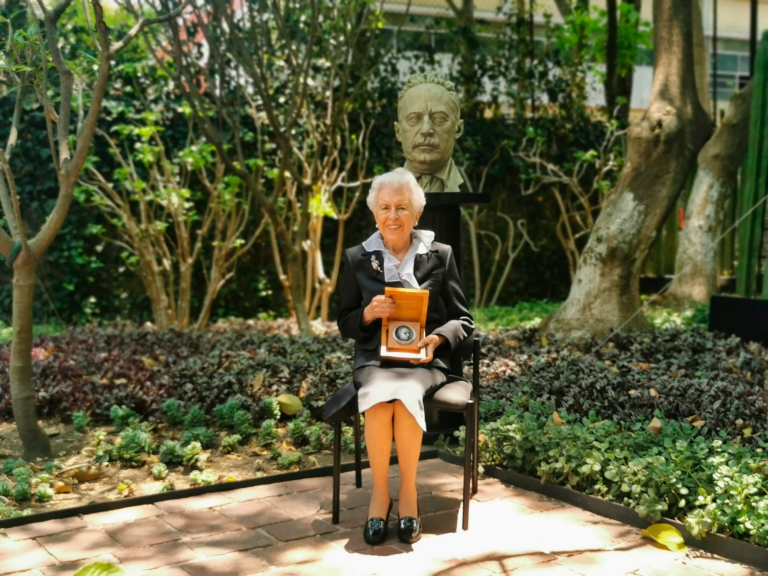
[366,168,426,214]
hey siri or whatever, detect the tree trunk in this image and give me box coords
[286,246,312,334]
[692,0,712,115]
[10,253,51,459]
[540,0,713,342]
[662,84,752,304]
[615,0,642,124]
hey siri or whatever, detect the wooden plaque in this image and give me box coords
[380,287,429,360]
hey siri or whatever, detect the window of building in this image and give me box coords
[712,50,750,102]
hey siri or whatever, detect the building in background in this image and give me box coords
[381,0,766,117]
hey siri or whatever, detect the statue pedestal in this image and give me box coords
[418,193,491,274]
[419,193,491,444]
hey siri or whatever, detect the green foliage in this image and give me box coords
[260,397,281,421]
[110,405,141,431]
[189,469,215,486]
[451,394,768,547]
[162,399,185,427]
[472,301,562,330]
[35,483,54,503]
[644,302,710,331]
[181,427,216,450]
[159,441,184,467]
[277,452,303,469]
[151,463,168,480]
[183,441,203,467]
[481,325,767,438]
[287,412,312,446]
[258,419,279,447]
[555,4,653,81]
[2,459,25,475]
[233,410,255,438]
[35,473,54,484]
[304,422,331,454]
[12,467,33,481]
[221,434,242,454]
[113,428,153,465]
[0,505,32,519]
[183,405,206,430]
[213,397,245,429]
[0,481,11,497]
[72,410,91,433]
[13,479,31,502]
[44,460,62,475]
[160,482,175,493]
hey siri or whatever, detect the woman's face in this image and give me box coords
[373,185,422,249]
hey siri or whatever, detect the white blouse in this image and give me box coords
[362,229,435,289]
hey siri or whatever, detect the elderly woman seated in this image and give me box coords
[328,167,473,546]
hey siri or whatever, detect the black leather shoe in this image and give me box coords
[397,502,422,544]
[363,498,393,545]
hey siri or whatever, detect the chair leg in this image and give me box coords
[353,413,363,488]
[332,420,342,524]
[462,400,473,531]
[472,397,479,495]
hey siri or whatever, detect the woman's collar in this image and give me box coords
[362,229,435,255]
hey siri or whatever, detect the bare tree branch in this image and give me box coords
[109,0,191,56]
[0,150,28,252]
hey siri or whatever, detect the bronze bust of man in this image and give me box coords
[395,74,465,193]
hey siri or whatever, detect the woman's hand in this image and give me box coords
[410,334,446,365]
[362,295,397,326]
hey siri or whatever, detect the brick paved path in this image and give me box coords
[0,458,765,576]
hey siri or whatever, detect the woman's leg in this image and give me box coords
[393,400,423,518]
[365,401,395,519]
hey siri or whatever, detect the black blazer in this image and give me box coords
[337,240,474,373]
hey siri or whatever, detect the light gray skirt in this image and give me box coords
[354,365,447,432]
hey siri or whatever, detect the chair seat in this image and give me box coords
[424,377,472,411]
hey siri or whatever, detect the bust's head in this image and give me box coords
[395,74,464,175]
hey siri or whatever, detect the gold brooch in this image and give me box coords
[371,255,382,272]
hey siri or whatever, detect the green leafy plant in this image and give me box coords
[0,481,11,497]
[261,396,281,421]
[287,412,312,446]
[0,505,32,519]
[258,419,279,447]
[35,473,54,484]
[189,469,215,486]
[113,428,153,465]
[151,463,168,480]
[13,479,31,502]
[304,422,330,454]
[109,405,141,431]
[183,405,206,429]
[221,434,242,454]
[181,427,216,449]
[233,410,255,438]
[160,482,175,493]
[72,410,91,432]
[277,452,302,469]
[35,483,54,503]
[213,397,245,429]
[183,441,203,467]
[44,459,62,475]
[2,458,25,475]
[159,441,184,467]
[12,467,33,481]
[162,399,185,427]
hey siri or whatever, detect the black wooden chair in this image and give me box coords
[324,336,481,531]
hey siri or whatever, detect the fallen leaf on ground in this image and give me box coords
[641,523,687,552]
[552,411,565,426]
[646,417,662,436]
[649,388,659,399]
